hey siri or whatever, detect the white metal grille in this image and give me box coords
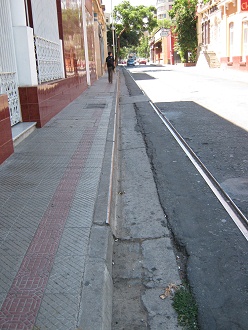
[34,36,64,84]
[0,72,21,126]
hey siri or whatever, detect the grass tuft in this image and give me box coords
[172,284,199,330]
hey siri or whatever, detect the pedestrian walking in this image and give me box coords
[105,52,115,83]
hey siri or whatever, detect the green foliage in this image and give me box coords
[62,8,81,36]
[107,28,112,48]
[113,0,157,57]
[117,26,140,47]
[172,285,199,330]
[150,19,172,37]
[119,47,130,59]
[169,0,198,63]
[137,36,149,58]
[157,19,172,29]
[114,0,157,35]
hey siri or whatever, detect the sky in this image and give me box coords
[104,0,156,13]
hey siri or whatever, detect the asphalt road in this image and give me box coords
[122,65,248,330]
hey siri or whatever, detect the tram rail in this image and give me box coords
[150,101,248,241]
[125,67,248,241]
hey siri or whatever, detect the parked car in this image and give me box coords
[139,58,147,65]
[119,59,127,64]
[127,58,135,66]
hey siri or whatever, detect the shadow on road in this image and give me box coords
[155,100,248,218]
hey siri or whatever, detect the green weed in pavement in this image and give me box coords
[172,284,199,330]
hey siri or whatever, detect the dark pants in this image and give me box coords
[107,66,113,83]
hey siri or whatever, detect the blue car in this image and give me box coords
[127,58,135,66]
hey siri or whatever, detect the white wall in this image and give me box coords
[9,0,38,85]
[0,0,18,73]
[13,27,38,86]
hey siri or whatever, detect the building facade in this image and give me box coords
[150,28,180,65]
[156,0,174,20]
[150,1,180,65]
[0,0,107,164]
[197,0,248,70]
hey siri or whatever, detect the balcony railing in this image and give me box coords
[0,72,21,126]
[34,36,64,84]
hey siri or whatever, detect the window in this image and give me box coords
[242,21,248,61]
[157,6,166,12]
[158,13,167,19]
[229,22,234,61]
[202,20,210,45]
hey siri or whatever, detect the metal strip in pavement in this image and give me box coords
[106,71,120,225]
[150,101,248,241]
[119,94,149,104]
[125,68,248,241]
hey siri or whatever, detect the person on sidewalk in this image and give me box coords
[105,52,115,83]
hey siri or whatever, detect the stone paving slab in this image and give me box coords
[0,74,116,330]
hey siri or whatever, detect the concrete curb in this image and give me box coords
[78,225,113,330]
[78,72,120,330]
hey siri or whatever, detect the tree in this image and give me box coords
[137,36,149,59]
[113,1,157,60]
[62,8,81,36]
[119,46,130,60]
[169,0,198,63]
[107,24,139,58]
[157,19,172,29]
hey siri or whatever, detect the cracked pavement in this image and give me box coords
[111,71,182,330]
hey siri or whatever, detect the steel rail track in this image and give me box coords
[125,67,248,241]
[150,101,248,241]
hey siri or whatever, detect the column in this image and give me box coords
[10,0,38,86]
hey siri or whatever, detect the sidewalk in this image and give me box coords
[0,72,117,330]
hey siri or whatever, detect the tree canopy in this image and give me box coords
[169,0,198,63]
[157,19,172,30]
[136,36,149,58]
[113,0,157,58]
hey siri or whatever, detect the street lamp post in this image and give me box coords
[111,25,116,60]
[111,0,116,62]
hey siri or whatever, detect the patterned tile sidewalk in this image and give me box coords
[0,75,116,330]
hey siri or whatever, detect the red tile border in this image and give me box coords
[0,109,103,329]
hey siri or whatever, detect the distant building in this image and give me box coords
[196,0,248,71]
[156,0,174,20]
[149,28,178,65]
